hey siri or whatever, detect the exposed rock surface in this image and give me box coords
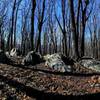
[79,57,100,72]
[44,53,72,72]
[22,51,43,65]
[5,51,10,57]
[10,48,20,57]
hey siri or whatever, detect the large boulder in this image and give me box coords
[21,51,43,65]
[79,57,100,72]
[44,53,72,72]
[10,48,20,57]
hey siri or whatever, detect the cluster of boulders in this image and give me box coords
[0,48,21,64]
[0,48,20,57]
[0,49,74,72]
[1,48,100,73]
[0,48,43,65]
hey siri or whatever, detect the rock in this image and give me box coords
[43,54,51,61]
[79,58,100,72]
[5,51,10,57]
[21,51,43,65]
[10,48,20,57]
[44,53,72,72]
[61,55,75,65]
[5,51,9,55]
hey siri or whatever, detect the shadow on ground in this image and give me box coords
[0,74,100,100]
[7,63,100,77]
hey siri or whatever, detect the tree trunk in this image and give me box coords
[36,0,45,54]
[30,0,36,51]
[10,0,16,50]
[69,0,80,59]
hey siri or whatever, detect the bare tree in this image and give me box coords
[55,0,68,56]
[0,0,8,51]
[80,0,93,57]
[36,0,46,54]
[30,0,36,51]
[13,0,22,47]
[10,0,17,50]
[47,0,57,53]
[21,1,31,55]
[69,0,94,59]
[68,0,80,59]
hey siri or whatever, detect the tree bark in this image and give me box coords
[69,0,80,59]
[10,0,16,50]
[30,0,36,51]
[36,0,46,54]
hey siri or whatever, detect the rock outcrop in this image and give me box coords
[79,57,100,72]
[44,53,72,72]
[10,48,20,57]
[21,51,43,65]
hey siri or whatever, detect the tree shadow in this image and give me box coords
[6,63,100,77]
[0,56,13,64]
[0,75,100,100]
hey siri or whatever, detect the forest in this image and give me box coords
[0,0,100,99]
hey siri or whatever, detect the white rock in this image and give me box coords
[5,51,10,56]
[10,48,17,57]
[44,53,72,72]
[79,58,100,72]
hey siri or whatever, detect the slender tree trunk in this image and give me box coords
[36,0,45,53]
[10,0,16,50]
[80,0,90,57]
[30,0,36,51]
[14,0,22,47]
[81,7,86,57]
[63,32,67,56]
[14,8,18,47]
[81,23,85,57]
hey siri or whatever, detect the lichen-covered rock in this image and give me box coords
[21,51,43,65]
[44,53,72,72]
[5,51,9,55]
[5,51,10,57]
[10,48,20,57]
[79,58,100,72]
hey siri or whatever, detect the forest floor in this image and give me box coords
[0,60,100,100]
